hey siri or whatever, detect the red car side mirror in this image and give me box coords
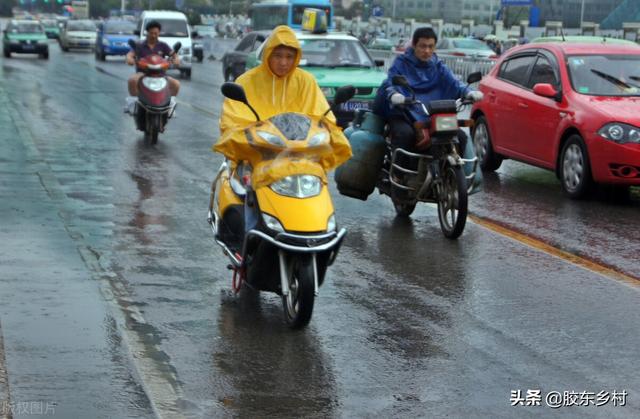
[533,83,560,100]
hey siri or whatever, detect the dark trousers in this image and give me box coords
[389,118,468,171]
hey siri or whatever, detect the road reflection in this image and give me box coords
[214,290,338,417]
[128,141,172,249]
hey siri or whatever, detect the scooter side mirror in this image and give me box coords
[221,82,261,121]
[333,85,356,106]
[323,85,356,117]
[221,82,248,103]
[127,39,136,50]
[172,42,182,53]
[467,71,482,84]
[134,29,140,36]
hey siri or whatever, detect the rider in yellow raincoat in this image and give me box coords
[213,25,352,188]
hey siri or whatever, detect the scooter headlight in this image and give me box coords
[308,131,328,146]
[257,130,286,147]
[327,214,336,232]
[262,213,284,232]
[270,175,322,198]
[141,77,168,92]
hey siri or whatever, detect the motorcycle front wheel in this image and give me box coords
[282,256,315,329]
[437,164,468,239]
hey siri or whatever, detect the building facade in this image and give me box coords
[378,0,624,27]
[536,0,624,27]
[380,0,499,24]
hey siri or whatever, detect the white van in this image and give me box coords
[137,10,193,78]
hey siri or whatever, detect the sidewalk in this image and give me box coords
[0,82,153,418]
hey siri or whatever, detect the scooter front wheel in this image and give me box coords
[437,164,468,239]
[282,256,315,329]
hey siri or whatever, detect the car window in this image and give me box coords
[252,36,265,51]
[567,54,640,96]
[143,19,188,37]
[527,55,559,88]
[105,21,136,35]
[235,35,254,52]
[9,22,45,34]
[299,38,374,67]
[452,39,493,50]
[499,55,536,87]
[66,20,96,32]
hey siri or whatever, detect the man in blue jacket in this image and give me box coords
[373,27,483,164]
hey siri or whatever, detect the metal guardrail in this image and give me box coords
[368,48,496,81]
[438,54,496,81]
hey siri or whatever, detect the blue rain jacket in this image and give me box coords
[373,48,471,124]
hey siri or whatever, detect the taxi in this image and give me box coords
[3,19,49,59]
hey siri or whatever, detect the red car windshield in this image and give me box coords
[567,54,640,96]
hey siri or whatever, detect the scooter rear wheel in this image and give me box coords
[282,256,315,329]
[144,114,160,145]
[437,164,468,239]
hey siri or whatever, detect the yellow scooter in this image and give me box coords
[208,83,355,329]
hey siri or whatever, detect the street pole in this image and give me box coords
[392,0,396,19]
[489,0,494,25]
[121,0,126,13]
[580,0,585,28]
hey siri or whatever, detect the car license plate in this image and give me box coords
[23,45,35,50]
[339,101,370,112]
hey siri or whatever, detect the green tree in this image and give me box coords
[0,0,18,17]
[90,0,122,18]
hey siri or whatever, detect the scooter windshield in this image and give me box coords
[269,113,311,141]
[215,112,352,189]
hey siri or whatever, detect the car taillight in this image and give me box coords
[451,52,466,57]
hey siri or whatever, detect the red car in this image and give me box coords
[471,42,640,198]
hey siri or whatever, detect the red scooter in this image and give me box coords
[127,39,180,145]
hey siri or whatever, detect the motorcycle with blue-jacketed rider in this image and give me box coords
[337,73,482,239]
[335,28,484,239]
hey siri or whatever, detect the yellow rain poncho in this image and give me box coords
[214,25,352,187]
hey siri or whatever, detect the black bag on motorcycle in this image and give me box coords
[335,112,386,200]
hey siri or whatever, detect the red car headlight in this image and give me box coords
[598,122,640,144]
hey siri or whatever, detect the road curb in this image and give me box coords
[0,82,191,419]
[0,321,12,419]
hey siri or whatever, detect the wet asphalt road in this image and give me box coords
[1,38,639,418]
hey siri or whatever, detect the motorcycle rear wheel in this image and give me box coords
[145,114,160,145]
[282,256,315,329]
[437,164,468,239]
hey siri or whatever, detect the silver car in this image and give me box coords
[59,19,97,51]
[436,37,497,59]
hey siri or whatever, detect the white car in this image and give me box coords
[59,19,96,51]
[137,10,193,79]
